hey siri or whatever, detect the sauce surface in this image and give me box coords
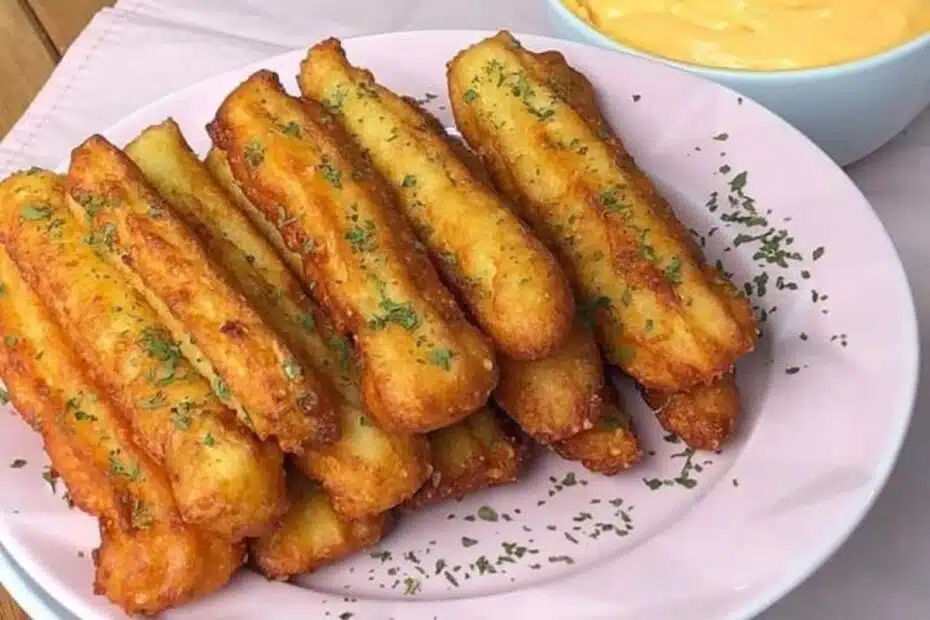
[561,0,930,70]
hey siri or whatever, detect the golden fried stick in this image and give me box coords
[494,318,602,443]
[67,135,337,452]
[209,70,498,433]
[405,407,530,509]
[641,372,741,451]
[205,147,304,277]
[0,171,286,539]
[94,522,241,614]
[298,38,573,361]
[448,31,757,393]
[0,239,243,614]
[494,318,641,474]
[251,473,389,580]
[126,120,431,518]
[553,383,641,475]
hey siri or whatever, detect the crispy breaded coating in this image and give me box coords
[209,70,498,433]
[642,372,741,451]
[0,239,243,614]
[251,473,389,580]
[94,522,242,614]
[494,318,603,443]
[126,120,432,518]
[205,147,304,277]
[67,135,337,452]
[448,31,757,393]
[291,406,430,519]
[405,407,530,509]
[492,316,641,474]
[0,171,286,539]
[553,384,642,475]
[298,38,574,361]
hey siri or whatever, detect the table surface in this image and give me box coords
[0,6,113,618]
[0,0,111,136]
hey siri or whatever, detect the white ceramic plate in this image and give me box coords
[0,30,918,620]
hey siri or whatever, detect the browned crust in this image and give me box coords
[493,318,603,443]
[94,522,245,614]
[67,134,339,452]
[0,170,288,540]
[552,383,642,475]
[404,407,532,509]
[127,120,433,519]
[292,421,432,518]
[208,69,497,433]
[447,31,758,392]
[250,474,390,580]
[531,46,757,340]
[298,38,574,361]
[0,183,244,613]
[642,372,741,451]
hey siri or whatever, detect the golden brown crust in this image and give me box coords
[493,319,603,443]
[0,171,287,539]
[292,414,431,518]
[67,135,338,452]
[0,228,243,614]
[552,383,642,475]
[404,407,531,509]
[448,31,758,392]
[489,310,641,474]
[298,38,574,361]
[205,146,307,278]
[532,47,758,343]
[127,120,432,518]
[250,473,389,580]
[94,522,245,614]
[642,372,741,451]
[0,243,126,523]
[209,70,497,433]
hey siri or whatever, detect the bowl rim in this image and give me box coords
[547,0,930,80]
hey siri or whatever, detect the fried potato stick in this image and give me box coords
[68,135,337,452]
[553,383,641,475]
[494,318,641,474]
[642,372,741,451]
[0,238,243,614]
[205,147,304,277]
[405,407,530,509]
[251,473,388,580]
[209,70,498,433]
[0,171,286,539]
[298,38,573,361]
[448,31,757,393]
[494,318,602,443]
[126,120,431,518]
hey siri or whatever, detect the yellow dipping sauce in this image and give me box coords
[561,0,930,70]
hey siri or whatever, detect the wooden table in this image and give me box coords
[0,0,113,136]
[0,4,114,620]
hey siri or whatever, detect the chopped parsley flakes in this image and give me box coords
[139,327,184,387]
[244,139,265,168]
[369,298,420,331]
[428,347,455,371]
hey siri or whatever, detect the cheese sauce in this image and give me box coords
[562,0,930,70]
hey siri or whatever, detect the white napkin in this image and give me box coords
[1,2,929,619]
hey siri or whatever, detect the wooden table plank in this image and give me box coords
[0,591,26,620]
[0,0,57,138]
[24,0,113,54]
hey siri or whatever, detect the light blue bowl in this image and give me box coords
[546,0,930,166]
